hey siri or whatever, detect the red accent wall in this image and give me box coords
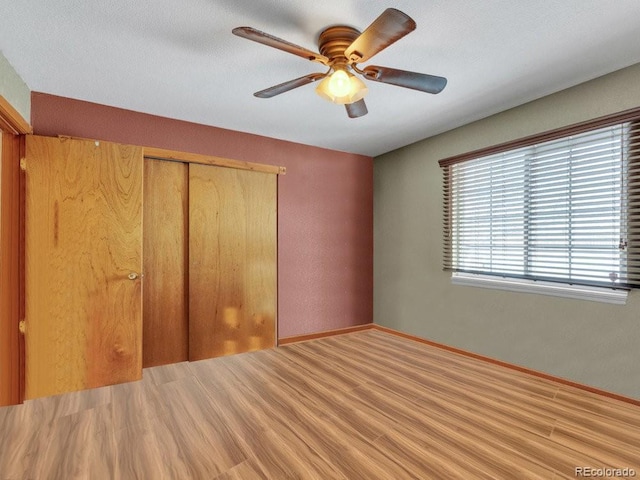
[31,92,373,338]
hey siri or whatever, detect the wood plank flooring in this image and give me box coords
[1,329,639,479]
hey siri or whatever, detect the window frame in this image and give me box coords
[439,106,640,299]
[451,272,627,305]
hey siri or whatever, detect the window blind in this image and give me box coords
[442,118,640,289]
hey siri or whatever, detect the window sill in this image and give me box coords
[451,273,628,305]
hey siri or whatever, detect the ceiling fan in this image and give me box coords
[232,8,447,118]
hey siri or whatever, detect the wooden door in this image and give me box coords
[25,136,143,399]
[189,164,277,361]
[143,159,189,367]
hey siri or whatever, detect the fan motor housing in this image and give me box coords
[318,26,361,66]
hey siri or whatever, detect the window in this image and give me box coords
[440,112,640,294]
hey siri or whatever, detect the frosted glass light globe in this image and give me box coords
[315,69,368,105]
[328,70,351,97]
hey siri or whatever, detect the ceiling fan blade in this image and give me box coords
[344,9,416,64]
[362,66,447,94]
[345,99,368,118]
[254,73,327,98]
[233,27,329,65]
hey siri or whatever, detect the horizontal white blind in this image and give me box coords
[442,121,640,289]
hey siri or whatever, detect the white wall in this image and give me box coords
[374,63,640,399]
[0,51,30,123]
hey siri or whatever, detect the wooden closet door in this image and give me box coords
[189,164,276,361]
[143,159,189,367]
[25,136,143,399]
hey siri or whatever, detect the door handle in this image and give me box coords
[128,272,139,280]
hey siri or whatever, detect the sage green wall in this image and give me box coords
[0,51,30,123]
[374,63,640,399]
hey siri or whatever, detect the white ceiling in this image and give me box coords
[2,0,640,157]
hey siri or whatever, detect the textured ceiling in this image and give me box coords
[2,0,640,156]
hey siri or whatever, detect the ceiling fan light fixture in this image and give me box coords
[316,69,368,105]
[234,9,446,118]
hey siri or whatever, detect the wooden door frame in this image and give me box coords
[0,96,30,405]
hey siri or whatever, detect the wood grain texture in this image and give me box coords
[0,95,32,135]
[144,147,285,175]
[142,159,189,367]
[188,164,277,361]
[373,324,640,407]
[0,132,21,406]
[19,133,25,404]
[278,323,372,345]
[1,329,639,479]
[25,135,143,399]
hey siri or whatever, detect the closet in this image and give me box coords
[143,158,277,367]
[24,135,279,399]
[187,164,277,362]
[143,159,189,367]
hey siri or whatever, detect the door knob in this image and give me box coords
[128,272,139,280]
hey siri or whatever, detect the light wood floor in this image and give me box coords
[0,330,639,479]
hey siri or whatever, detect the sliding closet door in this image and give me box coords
[25,136,143,399]
[189,164,277,361]
[143,159,189,367]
